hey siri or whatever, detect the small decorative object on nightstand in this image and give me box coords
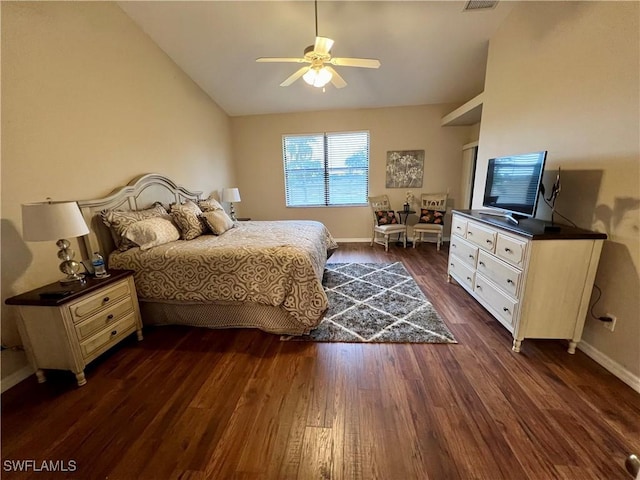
[5,270,143,387]
[222,187,241,221]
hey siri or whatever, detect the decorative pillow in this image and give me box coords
[418,209,445,225]
[198,195,224,212]
[170,200,206,240]
[201,210,234,235]
[123,216,180,251]
[101,202,168,251]
[375,210,398,226]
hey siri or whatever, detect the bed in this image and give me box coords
[77,173,337,335]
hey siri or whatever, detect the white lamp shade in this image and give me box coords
[303,66,332,88]
[22,201,90,242]
[222,188,241,203]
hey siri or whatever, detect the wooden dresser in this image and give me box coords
[5,270,143,386]
[447,210,606,353]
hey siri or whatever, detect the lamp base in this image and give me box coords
[60,273,86,285]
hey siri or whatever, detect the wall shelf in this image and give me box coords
[441,92,484,126]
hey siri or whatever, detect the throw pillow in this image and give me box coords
[170,200,207,240]
[376,210,398,226]
[123,216,180,251]
[418,209,445,225]
[101,202,168,251]
[201,210,235,235]
[198,195,224,212]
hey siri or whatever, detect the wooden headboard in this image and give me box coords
[77,173,203,259]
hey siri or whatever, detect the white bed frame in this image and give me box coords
[77,173,203,260]
[76,173,311,335]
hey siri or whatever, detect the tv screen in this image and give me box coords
[482,151,547,219]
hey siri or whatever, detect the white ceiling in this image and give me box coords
[119,1,514,117]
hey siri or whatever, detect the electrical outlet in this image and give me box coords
[602,314,617,332]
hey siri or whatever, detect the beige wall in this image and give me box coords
[231,105,472,239]
[474,2,639,377]
[1,2,234,378]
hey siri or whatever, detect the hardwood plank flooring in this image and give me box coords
[2,243,639,479]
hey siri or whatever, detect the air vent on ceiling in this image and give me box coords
[463,0,498,11]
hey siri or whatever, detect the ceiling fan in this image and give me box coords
[256,1,381,89]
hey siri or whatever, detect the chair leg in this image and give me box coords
[403,232,406,248]
[370,231,375,247]
[437,232,442,251]
[384,234,389,252]
[413,231,418,248]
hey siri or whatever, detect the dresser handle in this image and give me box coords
[451,243,457,248]
[466,277,472,281]
[479,261,485,266]
[507,279,514,284]
[468,231,473,235]
[476,285,482,290]
[103,296,110,303]
[486,239,493,244]
[450,263,455,267]
[456,226,462,230]
[503,307,510,313]
[111,330,117,336]
[106,314,114,320]
[468,254,474,259]
[504,247,512,253]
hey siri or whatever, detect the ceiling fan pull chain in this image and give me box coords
[314,0,318,37]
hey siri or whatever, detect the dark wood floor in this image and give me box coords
[2,243,639,479]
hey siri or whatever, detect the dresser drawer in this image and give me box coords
[74,297,134,340]
[474,274,518,329]
[70,281,131,323]
[448,255,475,289]
[477,250,522,297]
[451,215,467,237]
[466,221,497,252]
[449,234,478,268]
[79,313,137,359]
[495,233,527,267]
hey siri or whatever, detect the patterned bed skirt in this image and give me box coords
[139,300,313,336]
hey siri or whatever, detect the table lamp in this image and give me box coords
[22,200,90,284]
[222,188,241,221]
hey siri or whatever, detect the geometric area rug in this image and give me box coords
[283,262,457,344]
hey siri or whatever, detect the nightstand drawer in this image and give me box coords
[74,297,134,340]
[70,281,131,323]
[79,313,137,359]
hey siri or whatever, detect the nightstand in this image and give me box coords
[5,270,143,386]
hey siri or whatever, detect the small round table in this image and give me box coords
[396,210,416,246]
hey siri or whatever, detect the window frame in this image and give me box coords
[282,130,370,208]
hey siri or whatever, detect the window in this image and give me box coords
[282,131,369,207]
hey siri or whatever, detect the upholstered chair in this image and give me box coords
[368,195,407,251]
[413,192,448,250]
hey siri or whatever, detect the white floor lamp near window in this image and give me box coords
[222,188,241,221]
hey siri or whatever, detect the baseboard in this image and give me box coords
[1,365,34,393]
[578,341,640,393]
[334,238,371,243]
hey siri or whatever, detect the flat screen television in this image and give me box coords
[482,151,547,224]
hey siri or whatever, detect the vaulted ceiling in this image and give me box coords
[119,1,514,116]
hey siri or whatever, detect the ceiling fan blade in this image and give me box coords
[330,57,381,69]
[325,66,347,89]
[314,36,334,55]
[280,66,310,87]
[256,57,307,63]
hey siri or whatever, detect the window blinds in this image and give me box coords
[283,131,369,207]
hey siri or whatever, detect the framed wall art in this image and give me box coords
[385,150,424,188]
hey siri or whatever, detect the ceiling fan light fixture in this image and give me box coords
[303,66,332,88]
